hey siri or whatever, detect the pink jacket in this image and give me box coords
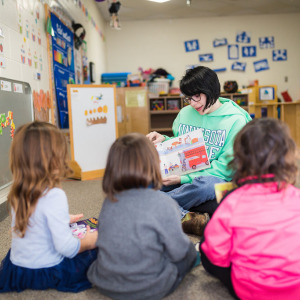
[201,181,300,300]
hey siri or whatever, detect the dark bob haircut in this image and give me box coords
[229,118,298,188]
[180,66,220,110]
[102,133,162,201]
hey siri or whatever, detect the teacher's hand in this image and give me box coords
[163,175,181,186]
[146,131,166,144]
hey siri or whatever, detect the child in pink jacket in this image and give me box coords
[200,118,300,300]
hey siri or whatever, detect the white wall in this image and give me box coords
[105,13,300,101]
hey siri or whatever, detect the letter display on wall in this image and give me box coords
[51,12,75,129]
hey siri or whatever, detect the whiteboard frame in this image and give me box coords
[67,84,118,180]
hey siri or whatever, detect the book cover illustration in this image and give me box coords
[155,128,210,178]
[214,182,236,203]
[70,217,98,239]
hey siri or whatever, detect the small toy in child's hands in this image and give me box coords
[70,217,98,239]
[214,182,236,203]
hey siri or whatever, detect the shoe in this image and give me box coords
[182,212,210,236]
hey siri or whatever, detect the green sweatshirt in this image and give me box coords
[165,98,252,184]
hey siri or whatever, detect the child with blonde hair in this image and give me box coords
[200,118,300,299]
[88,133,198,300]
[0,121,97,293]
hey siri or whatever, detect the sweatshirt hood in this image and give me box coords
[209,97,252,122]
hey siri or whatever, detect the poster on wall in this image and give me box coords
[51,12,75,129]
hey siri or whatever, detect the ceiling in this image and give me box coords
[96,0,300,22]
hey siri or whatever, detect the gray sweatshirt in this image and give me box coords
[87,188,195,300]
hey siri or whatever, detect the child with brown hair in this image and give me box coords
[200,118,300,299]
[87,133,198,300]
[0,121,98,293]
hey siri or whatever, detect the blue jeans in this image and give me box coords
[167,176,226,211]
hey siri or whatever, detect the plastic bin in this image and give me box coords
[148,81,169,96]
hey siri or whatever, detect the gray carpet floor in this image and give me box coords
[0,179,232,300]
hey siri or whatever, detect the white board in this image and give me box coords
[68,85,118,175]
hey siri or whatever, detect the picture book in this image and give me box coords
[70,217,98,239]
[155,128,210,178]
[214,182,236,203]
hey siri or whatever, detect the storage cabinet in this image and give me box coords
[116,87,149,136]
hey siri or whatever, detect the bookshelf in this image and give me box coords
[149,96,186,135]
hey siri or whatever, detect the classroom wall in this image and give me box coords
[0,0,107,206]
[105,13,300,101]
[0,0,107,118]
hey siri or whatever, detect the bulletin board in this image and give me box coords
[67,84,118,180]
[0,78,34,192]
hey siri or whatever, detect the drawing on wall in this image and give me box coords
[0,28,4,56]
[232,62,246,72]
[0,27,4,37]
[273,49,287,61]
[85,94,108,126]
[184,39,199,52]
[213,68,227,73]
[0,41,4,55]
[0,57,6,69]
[33,90,51,122]
[259,36,274,49]
[25,19,29,39]
[0,111,15,138]
[253,59,269,72]
[199,53,213,62]
[27,47,32,67]
[228,45,239,60]
[236,31,251,43]
[242,46,256,57]
[20,44,26,64]
[213,38,227,47]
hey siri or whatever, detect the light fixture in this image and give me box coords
[186,0,191,6]
[147,0,171,3]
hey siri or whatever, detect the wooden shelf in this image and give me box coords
[150,127,173,131]
[150,110,180,114]
[149,95,184,134]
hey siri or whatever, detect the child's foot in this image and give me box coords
[182,212,210,236]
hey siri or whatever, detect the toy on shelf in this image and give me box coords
[151,100,164,111]
[167,99,180,110]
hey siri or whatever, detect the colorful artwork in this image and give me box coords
[20,44,26,64]
[253,59,269,72]
[242,46,257,57]
[236,31,251,43]
[33,89,51,122]
[272,49,287,61]
[0,41,4,54]
[232,62,246,71]
[259,36,274,49]
[0,111,15,138]
[199,53,213,62]
[213,38,227,47]
[228,44,239,60]
[184,39,199,52]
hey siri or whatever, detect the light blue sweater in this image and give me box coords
[10,188,80,268]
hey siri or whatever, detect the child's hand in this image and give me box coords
[69,213,84,223]
[146,131,165,144]
[163,175,181,186]
[79,226,98,252]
